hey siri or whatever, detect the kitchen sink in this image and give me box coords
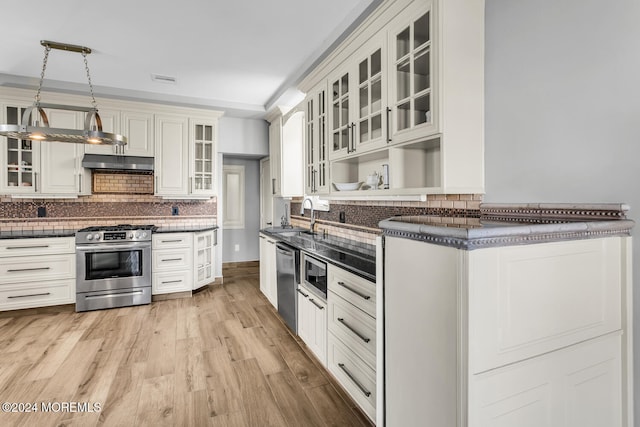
[277,230,316,237]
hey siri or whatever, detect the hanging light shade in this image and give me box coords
[0,40,127,146]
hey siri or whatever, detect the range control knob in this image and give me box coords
[94,234,101,241]
[86,234,93,241]
[142,232,147,238]
[129,233,134,239]
[135,232,141,239]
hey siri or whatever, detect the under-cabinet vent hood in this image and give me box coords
[82,154,154,171]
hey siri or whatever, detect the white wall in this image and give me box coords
[216,117,269,270]
[484,0,640,417]
[218,116,269,156]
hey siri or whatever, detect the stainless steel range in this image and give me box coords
[75,225,155,312]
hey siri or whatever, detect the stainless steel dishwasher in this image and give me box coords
[276,242,299,333]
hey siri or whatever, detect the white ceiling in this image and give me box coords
[0,0,379,118]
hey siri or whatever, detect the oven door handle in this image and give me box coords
[76,243,150,252]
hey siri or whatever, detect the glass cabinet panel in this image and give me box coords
[305,88,328,194]
[5,106,36,190]
[331,73,350,154]
[357,48,384,146]
[394,11,431,133]
[193,123,214,192]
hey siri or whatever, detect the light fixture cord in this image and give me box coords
[82,51,98,110]
[34,44,51,105]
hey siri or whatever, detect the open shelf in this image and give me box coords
[330,135,442,195]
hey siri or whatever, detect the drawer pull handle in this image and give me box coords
[86,290,144,300]
[338,363,371,397]
[337,317,370,343]
[296,289,309,298]
[8,292,51,299]
[161,258,183,262]
[337,281,371,300]
[161,239,183,243]
[6,245,50,250]
[161,280,183,284]
[7,267,51,273]
[309,298,324,310]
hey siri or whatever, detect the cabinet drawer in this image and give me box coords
[328,264,376,318]
[469,238,624,374]
[153,248,192,272]
[152,270,192,294]
[0,254,75,285]
[328,292,376,369]
[0,237,74,257]
[327,332,376,422]
[0,279,75,311]
[152,233,193,249]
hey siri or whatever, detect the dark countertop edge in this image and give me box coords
[261,228,376,282]
[379,218,635,250]
[0,230,77,239]
[154,225,218,233]
[1,225,218,239]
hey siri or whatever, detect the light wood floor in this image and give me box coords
[0,263,373,427]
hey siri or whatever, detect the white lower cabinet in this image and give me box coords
[470,332,622,427]
[0,237,75,311]
[259,233,277,308]
[194,229,216,290]
[152,233,193,295]
[383,235,632,427]
[327,264,377,422]
[297,283,327,366]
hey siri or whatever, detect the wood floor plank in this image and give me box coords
[202,346,244,416]
[273,333,328,389]
[0,263,374,427]
[98,362,146,427]
[134,374,175,426]
[266,369,324,427]
[175,337,207,393]
[232,358,287,427]
[304,383,369,427]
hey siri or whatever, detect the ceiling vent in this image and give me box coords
[151,74,177,84]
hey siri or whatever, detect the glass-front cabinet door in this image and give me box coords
[305,84,329,194]
[329,67,352,160]
[195,230,214,289]
[2,105,39,194]
[389,4,435,143]
[191,120,216,196]
[354,35,387,153]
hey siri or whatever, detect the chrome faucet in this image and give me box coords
[300,197,315,233]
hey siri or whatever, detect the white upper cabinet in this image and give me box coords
[267,107,304,198]
[1,102,84,196]
[154,114,189,197]
[121,111,154,157]
[300,0,485,195]
[82,109,154,157]
[155,114,219,199]
[304,83,330,195]
[328,34,387,161]
[189,118,217,197]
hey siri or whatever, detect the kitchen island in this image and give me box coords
[379,203,634,427]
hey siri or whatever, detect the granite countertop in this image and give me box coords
[154,225,218,233]
[0,229,77,239]
[379,203,635,250]
[261,227,376,282]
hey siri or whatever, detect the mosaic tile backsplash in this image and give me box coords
[290,194,484,245]
[1,172,216,231]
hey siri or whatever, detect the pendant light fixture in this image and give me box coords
[0,40,127,146]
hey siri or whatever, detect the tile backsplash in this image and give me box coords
[1,171,216,231]
[290,194,483,245]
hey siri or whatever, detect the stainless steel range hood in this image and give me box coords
[82,154,154,171]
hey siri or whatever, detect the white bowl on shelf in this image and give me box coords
[333,182,363,191]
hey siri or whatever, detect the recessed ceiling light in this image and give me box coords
[151,74,177,84]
